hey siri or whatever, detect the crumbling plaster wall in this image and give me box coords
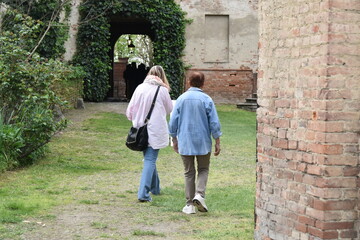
[63,0,81,61]
[64,0,259,71]
[0,3,8,28]
[175,0,259,71]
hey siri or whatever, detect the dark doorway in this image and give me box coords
[122,61,149,100]
[107,16,155,101]
[112,34,153,101]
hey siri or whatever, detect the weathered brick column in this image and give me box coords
[255,0,359,239]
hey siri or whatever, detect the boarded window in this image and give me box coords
[205,15,229,62]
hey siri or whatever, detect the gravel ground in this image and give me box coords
[64,102,129,124]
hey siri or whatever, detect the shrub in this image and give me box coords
[51,64,85,108]
[0,114,24,171]
[0,9,84,171]
[2,0,70,59]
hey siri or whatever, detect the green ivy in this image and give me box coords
[73,0,189,101]
[4,0,70,59]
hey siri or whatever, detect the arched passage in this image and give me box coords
[74,1,187,102]
[108,17,155,101]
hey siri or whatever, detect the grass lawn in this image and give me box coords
[0,104,257,239]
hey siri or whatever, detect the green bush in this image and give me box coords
[0,115,24,171]
[0,9,84,171]
[51,64,85,108]
[2,0,69,59]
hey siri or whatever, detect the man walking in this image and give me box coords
[169,71,222,214]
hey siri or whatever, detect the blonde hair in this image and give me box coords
[147,65,170,88]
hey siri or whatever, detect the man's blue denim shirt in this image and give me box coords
[169,87,222,155]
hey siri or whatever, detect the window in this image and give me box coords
[204,15,229,62]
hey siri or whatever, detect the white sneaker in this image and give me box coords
[182,205,196,214]
[193,194,208,212]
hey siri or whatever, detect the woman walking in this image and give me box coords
[126,65,173,202]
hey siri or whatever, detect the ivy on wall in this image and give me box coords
[3,0,70,59]
[73,0,189,101]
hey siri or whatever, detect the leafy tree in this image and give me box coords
[0,8,84,171]
[114,34,153,66]
[1,0,72,59]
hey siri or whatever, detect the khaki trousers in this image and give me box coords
[181,153,211,205]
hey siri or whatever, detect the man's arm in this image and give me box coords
[214,138,221,156]
[172,137,179,154]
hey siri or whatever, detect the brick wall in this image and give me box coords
[113,58,128,100]
[185,68,254,104]
[255,0,359,239]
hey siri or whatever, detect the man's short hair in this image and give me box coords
[189,72,204,88]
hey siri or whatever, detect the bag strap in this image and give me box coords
[144,85,161,124]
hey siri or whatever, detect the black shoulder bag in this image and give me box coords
[126,86,161,151]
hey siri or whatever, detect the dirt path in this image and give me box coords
[19,102,189,240]
[3,102,256,240]
[64,102,129,124]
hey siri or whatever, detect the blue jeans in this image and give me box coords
[138,147,160,201]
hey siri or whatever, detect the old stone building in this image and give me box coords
[61,1,359,239]
[10,0,356,239]
[175,0,259,104]
[63,0,259,104]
